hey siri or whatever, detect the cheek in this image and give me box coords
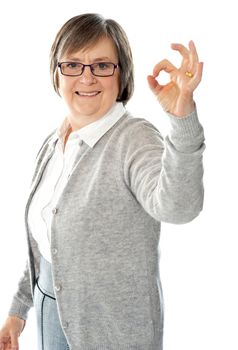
[104,77,120,97]
[57,76,65,96]
[58,76,75,96]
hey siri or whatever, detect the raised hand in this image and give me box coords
[147,40,203,117]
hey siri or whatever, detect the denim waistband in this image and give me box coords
[37,255,56,299]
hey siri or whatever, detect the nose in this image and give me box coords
[79,66,96,84]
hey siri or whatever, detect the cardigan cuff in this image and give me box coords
[166,108,205,153]
[8,296,31,321]
[167,108,204,138]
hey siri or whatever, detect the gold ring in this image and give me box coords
[185,71,193,78]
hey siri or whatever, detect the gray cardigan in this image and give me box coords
[9,110,205,350]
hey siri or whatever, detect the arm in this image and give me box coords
[0,262,32,350]
[124,40,205,224]
[8,260,33,320]
[6,130,55,321]
[0,131,54,349]
[123,109,205,224]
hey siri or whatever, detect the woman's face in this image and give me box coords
[58,37,120,129]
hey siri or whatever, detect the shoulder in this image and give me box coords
[113,112,164,146]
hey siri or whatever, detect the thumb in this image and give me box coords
[147,75,162,94]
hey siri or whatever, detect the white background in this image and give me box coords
[0,0,237,349]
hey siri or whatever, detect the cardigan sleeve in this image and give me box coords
[8,260,33,320]
[123,109,205,224]
[7,134,55,321]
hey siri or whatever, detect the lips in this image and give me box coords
[75,91,101,96]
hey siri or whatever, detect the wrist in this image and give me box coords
[169,93,195,117]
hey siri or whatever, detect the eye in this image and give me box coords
[66,62,79,69]
[97,62,110,70]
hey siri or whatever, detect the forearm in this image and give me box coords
[155,108,205,223]
[125,108,205,224]
[8,260,33,321]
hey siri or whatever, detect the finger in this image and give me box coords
[152,59,176,77]
[192,61,204,85]
[0,334,10,347]
[0,335,10,342]
[7,342,13,350]
[4,340,12,350]
[9,332,19,350]
[171,43,190,69]
[188,40,199,63]
[0,337,9,350]
[147,75,161,91]
[187,40,200,74]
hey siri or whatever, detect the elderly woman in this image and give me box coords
[0,13,205,350]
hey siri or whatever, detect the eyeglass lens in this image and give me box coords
[60,62,117,76]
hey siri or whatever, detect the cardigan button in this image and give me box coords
[54,284,61,292]
[52,208,58,215]
[62,322,69,329]
[52,248,58,255]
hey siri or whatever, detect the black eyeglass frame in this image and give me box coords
[57,62,119,77]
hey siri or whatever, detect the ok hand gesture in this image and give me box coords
[147,40,203,117]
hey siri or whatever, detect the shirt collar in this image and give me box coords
[53,102,126,149]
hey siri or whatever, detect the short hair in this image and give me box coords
[50,13,134,105]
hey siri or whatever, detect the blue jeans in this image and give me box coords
[34,256,70,350]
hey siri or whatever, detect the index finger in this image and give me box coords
[153,59,176,77]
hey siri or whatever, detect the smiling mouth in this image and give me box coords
[75,91,101,97]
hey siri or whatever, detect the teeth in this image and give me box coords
[76,91,99,96]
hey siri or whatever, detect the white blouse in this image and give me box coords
[28,102,125,262]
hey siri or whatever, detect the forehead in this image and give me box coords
[63,37,118,61]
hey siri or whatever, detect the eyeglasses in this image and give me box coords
[57,62,119,77]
